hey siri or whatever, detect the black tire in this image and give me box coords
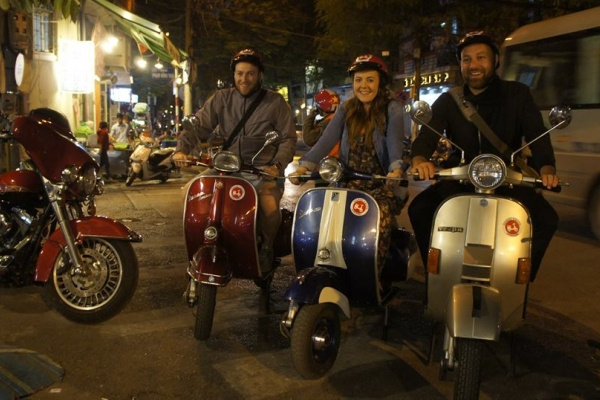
[44,238,139,324]
[588,183,600,240]
[194,284,217,341]
[454,338,483,400]
[290,303,341,379]
[159,173,170,183]
[125,171,135,186]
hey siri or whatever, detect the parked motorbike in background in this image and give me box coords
[182,131,293,341]
[406,100,571,399]
[125,131,180,186]
[0,109,140,323]
[280,157,416,379]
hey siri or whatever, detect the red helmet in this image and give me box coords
[230,48,264,72]
[314,89,340,113]
[347,54,389,85]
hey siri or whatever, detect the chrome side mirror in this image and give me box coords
[264,131,279,146]
[405,100,433,125]
[548,106,572,129]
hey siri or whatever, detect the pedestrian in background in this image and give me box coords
[303,89,341,156]
[97,121,112,179]
[110,113,128,143]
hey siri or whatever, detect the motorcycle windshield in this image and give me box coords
[12,115,98,182]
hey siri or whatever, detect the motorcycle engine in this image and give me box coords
[0,206,34,250]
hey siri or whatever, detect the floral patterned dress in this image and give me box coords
[347,132,402,276]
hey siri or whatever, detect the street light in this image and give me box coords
[136,57,147,69]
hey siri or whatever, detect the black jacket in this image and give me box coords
[411,75,556,171]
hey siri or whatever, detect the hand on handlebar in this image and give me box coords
[288,166,308,185]
[258,165,279,180]
[172,151,190,168]
[410,157,436,180]
[385,168,404,188]
[540,165,559,190]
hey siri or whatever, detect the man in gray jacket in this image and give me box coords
[173,48,297,272]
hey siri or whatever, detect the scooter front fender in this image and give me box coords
[187,244,232,285]
[284,266,350,318]
[446,283,502,341]
[36,216,142,282]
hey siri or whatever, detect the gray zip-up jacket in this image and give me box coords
[177,87,297,172]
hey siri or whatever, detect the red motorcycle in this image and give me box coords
[182,131,292,340]
[0,109,140,323]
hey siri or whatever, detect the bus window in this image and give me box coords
[500,8,600,239]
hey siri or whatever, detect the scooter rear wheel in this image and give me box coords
[291,303,340,379]
[194,284,217,341]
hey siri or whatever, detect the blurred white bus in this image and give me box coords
[500,6,600,239]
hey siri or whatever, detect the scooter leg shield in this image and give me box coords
[284,266,350,318]
[188,245,232,285]
[446,284,502,341]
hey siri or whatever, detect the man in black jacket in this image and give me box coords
[409,31,559,281]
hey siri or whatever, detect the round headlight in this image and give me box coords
[204,226,218,240]
[213,151,241,172]
[61,166,79,184]
[318,157,343,183]
[80,166,98,195]
[468,154,506,190]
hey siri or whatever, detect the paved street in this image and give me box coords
[1,166,600,399]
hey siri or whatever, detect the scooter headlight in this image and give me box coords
[468,154,506,190]
[212,151,241,172]
[204,226,218,241]
[318,157,343,183]
[61,165,79,184]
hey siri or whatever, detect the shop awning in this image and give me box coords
[87,0,185,67]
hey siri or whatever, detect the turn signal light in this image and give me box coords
[515,257,531,284]
[427,248,441,274]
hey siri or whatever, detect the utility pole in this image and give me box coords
[183,0,193,115]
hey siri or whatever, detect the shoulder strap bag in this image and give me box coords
[223,89,267,150]
[448,87,539,178]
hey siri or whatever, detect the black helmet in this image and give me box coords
[456,31,500,68]
[230,48,264,72]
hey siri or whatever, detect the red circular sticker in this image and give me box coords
[229,185,245,201]
[350,198,369,216]
[504,218,520,236]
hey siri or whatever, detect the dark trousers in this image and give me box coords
[99,150,110,176]
[408,181,558,281]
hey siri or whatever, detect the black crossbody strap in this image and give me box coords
[448,87,539,177]
[223,89,267,150]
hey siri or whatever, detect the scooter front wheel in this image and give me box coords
[125,171,135,186]
[194,284,217,341]
[454,338,483,400]
[291,303,341,379]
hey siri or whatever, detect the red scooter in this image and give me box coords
[182,131,292,340]
[0,109,140,323]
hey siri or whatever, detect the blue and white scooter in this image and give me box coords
[280,157,416,379]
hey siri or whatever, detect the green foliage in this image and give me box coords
[0,0,81,22]
[191,0,317,102]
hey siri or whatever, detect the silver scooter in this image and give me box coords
[125,134,180,186]
[407,101,571,400]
